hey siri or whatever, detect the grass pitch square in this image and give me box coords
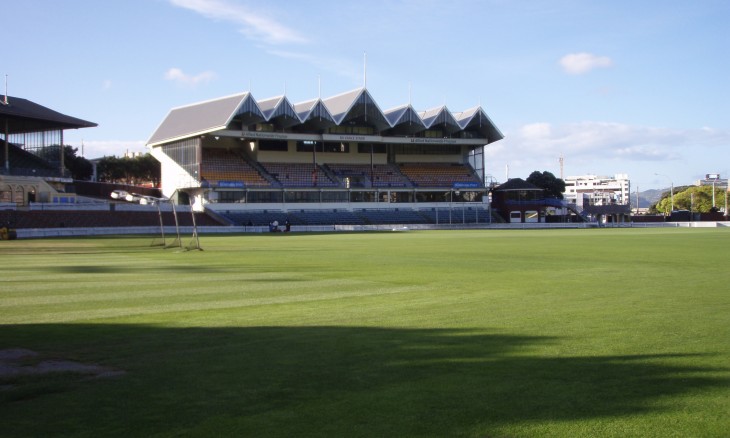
[1,229,729,437]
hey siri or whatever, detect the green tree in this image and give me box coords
[652,185,726,214]
[96,154,160,186]
[63,145,93,180]
[526,170,566,199]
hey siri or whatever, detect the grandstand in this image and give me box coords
[1,94,97,206]
[148,87,503,225]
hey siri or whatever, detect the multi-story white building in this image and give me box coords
[564,174,630,208]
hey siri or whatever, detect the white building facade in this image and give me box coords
[564,174,630,208]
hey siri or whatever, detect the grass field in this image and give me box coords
[1,229,729,437]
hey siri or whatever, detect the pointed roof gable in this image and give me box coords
[291,98,336,132]
[383,104,426,135]
[322,88,362,123]
[147,92,249,145]
[147,86,504,146]
[454,106,504,143]
[295,98,335,124]
[232,93,265,126]
[257,95,283,119]
[418,105,460,132]
[323,88,390,131]
[258,95,300,128]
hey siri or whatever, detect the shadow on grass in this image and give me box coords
[1,324,727,437]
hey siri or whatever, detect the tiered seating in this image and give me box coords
[200,149,269,187]
[419,206,493,224]
[399,163,481,187]
[326,164,409,188]
[7,142,58,177]
[261,163,338,187]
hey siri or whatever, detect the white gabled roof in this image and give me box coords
[147,92,249,145]
[418,105,460,130]
[454,106,504,142]
[258,95,300,126]
[383,104,426,131]
[147,87,503,146]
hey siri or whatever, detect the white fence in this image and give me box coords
[11,221,730,239]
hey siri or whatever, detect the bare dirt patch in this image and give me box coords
[0,348,125,384]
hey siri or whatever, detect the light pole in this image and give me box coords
[655,173,673,214]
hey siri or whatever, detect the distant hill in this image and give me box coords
[630,188,667,209]
[631,186,694,209]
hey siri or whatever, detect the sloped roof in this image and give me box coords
[383,104,425,127]
[418,106,460,131]
[258,95,300,128]
[147,86,503,146]
[495,178,543,192]
[322,88,389,130]
[147,92,249,145]
[0,96,97,134]
[454,106,504,142]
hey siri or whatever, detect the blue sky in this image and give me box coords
[5,0,729,190]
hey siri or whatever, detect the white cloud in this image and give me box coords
[102,79,112,90]
[559,52,613,75]
[169,0,308,45]
[485,121,730,182]
[164,68,217,86]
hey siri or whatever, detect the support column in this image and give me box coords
[4,119,8,172]
[59,130,65,176]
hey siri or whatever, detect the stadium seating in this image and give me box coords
[260,163,338,187]
[200,149,270,187]
[325,163,410,188]
[398,163,481,187]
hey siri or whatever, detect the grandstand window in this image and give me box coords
[392,192,414,203]
[296,140,322,152]
[357,143,385,154]
[460,130,481,139]
[391,144,460,155]
[323,142,349,153]
[285,191,320,203]
[423,130,444,138]
[248,191,283,203]
[217,191,246,203]
[258,140,288,151]
[161,138,200,179]
[321,191,349,202]
[255,123,274,132]
[416,191,449,202]
[350,191,377,202]
[328,126,375,135]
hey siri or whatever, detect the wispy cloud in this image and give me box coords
[266,50,361,84]
[164,68,217,87]
[102,79,112,90]
[484,122,730,182]
[487,122,730,164]
[559,52,613,75]
[169,0,308,45]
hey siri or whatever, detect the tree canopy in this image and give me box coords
[64,145,94,180]
[96,154,160,186]
[526,171,566,199]
[651,185,728,214]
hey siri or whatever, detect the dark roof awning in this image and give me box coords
[0,96,97,134]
